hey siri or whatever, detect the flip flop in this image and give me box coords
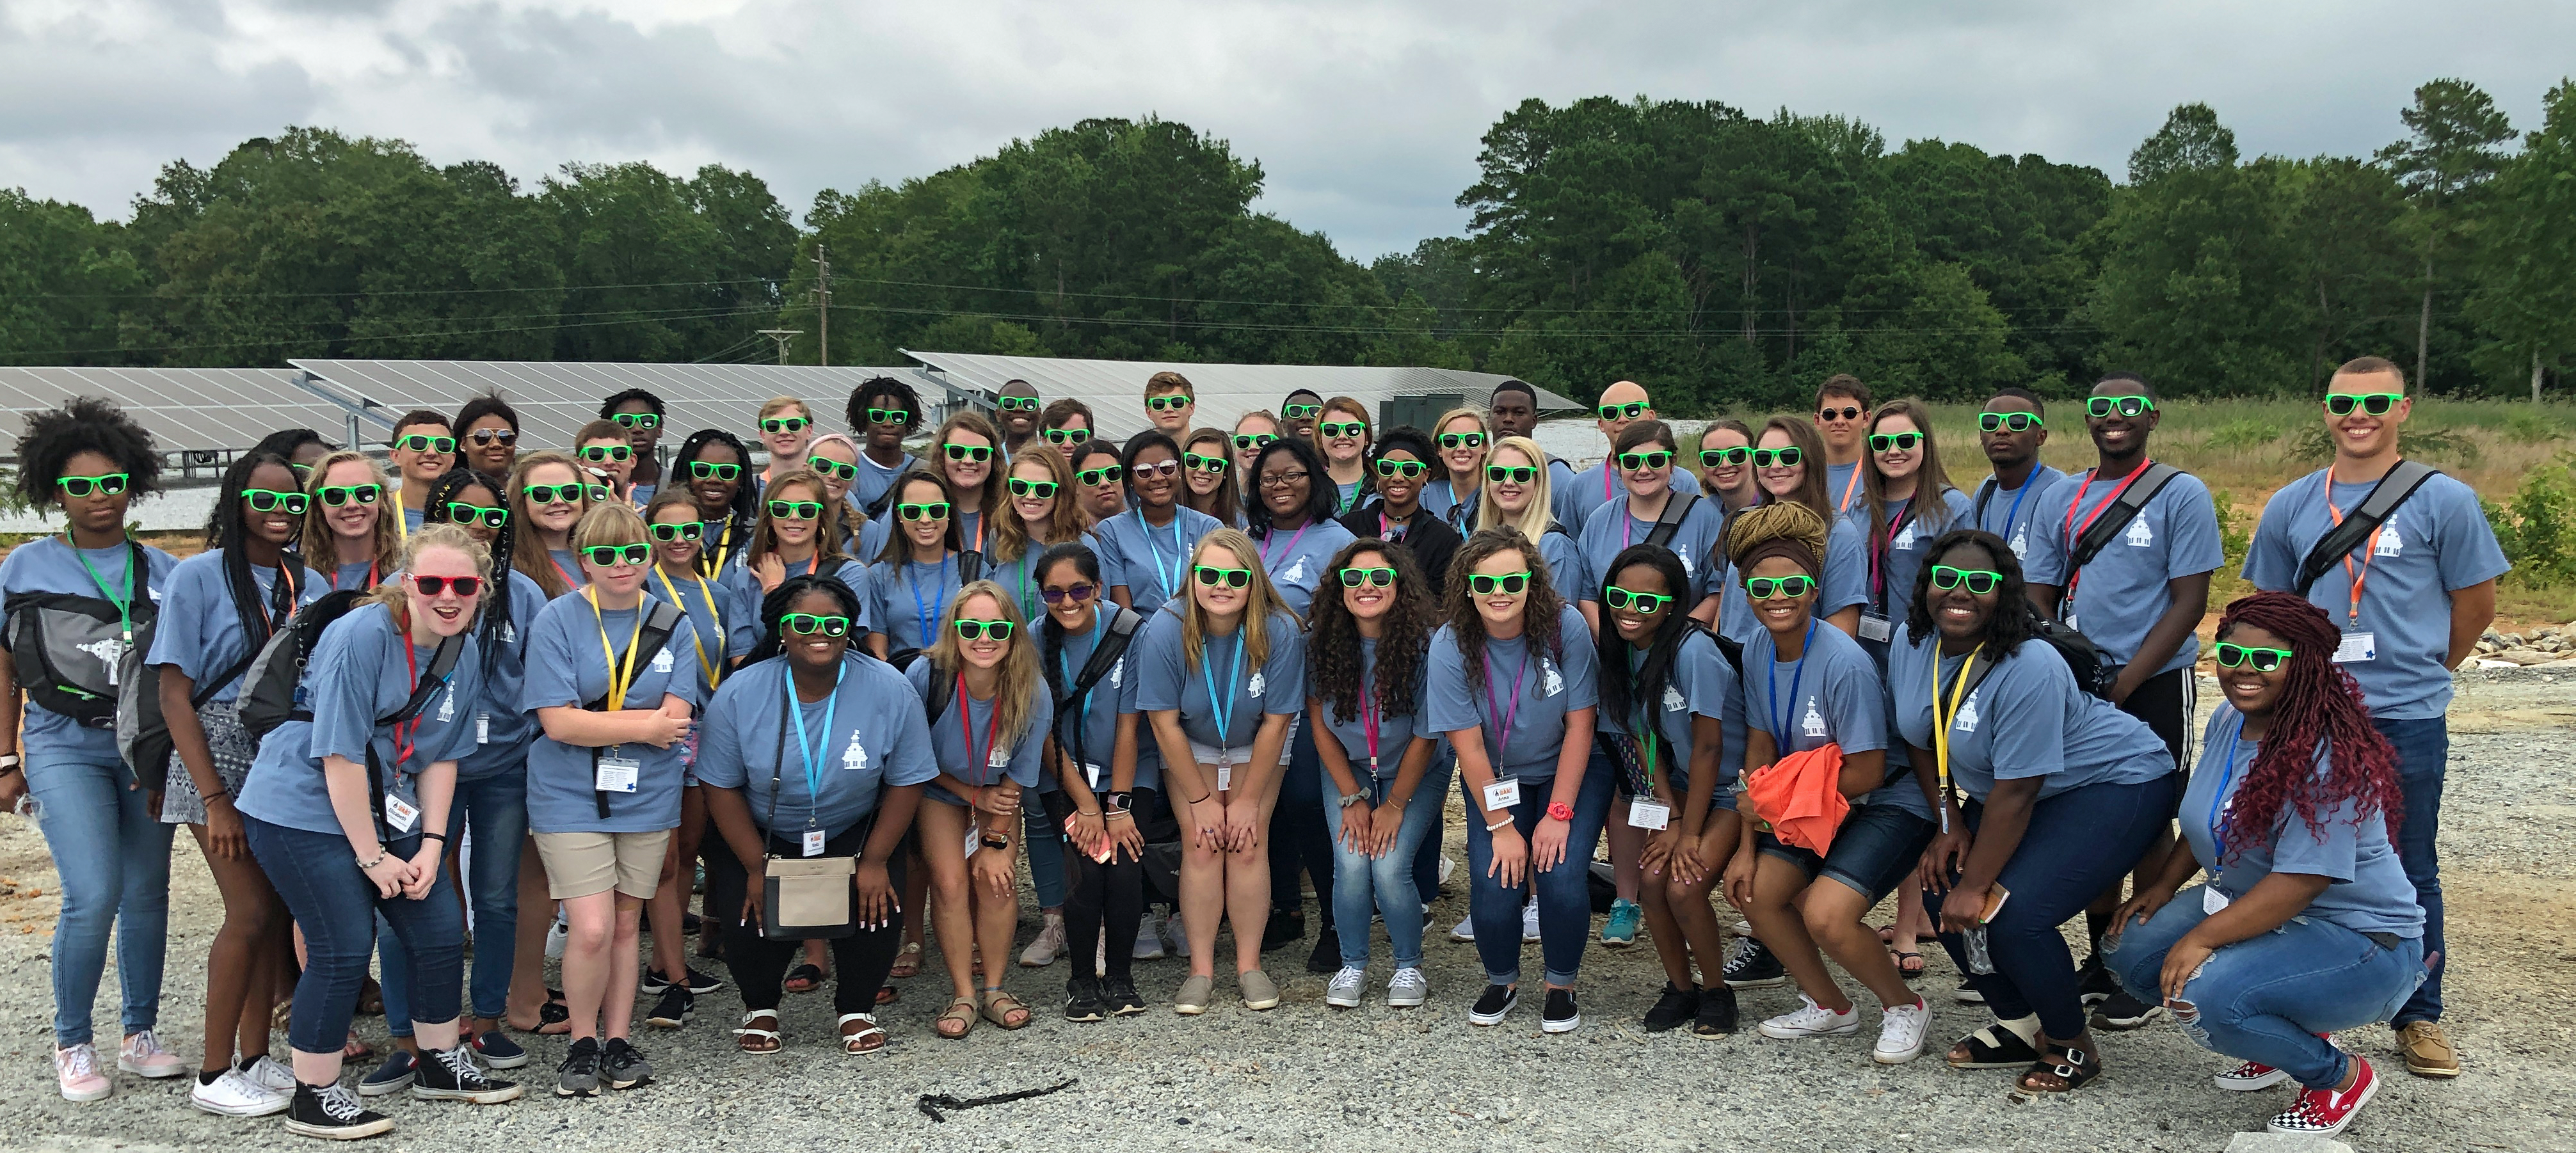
[837,1012,888,1054]
[733,1010,782,1054]
[783,964,826,994]
[1894,950,1926,980]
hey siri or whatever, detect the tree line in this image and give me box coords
[4,79,2572,410]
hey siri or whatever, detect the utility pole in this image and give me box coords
[813,244,832,367]
[756,330,803,365]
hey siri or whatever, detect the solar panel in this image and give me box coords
[0,367,349,460]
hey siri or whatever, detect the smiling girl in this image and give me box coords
[1180,427,1243,529]
[671,430,760,580]
[1716,417,1866,644]
[1475,434,1585,602]
[509,452,592,598]
[912,411,1006,578]
[727,466,854,612]
[1311,397,1373,516]
[302,450,400,591]
[1423,407,1489,532]
[1033,543,1156,1020]
[1339,427,1462,590]
[1245,438,1357,619]
[1100,431,1224,616]
[865,473,966,661]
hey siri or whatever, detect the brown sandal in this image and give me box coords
[980,989,1032,1030]
[935,996,977,1040]
[889,941,923,980]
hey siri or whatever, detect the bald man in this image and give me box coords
[1553,380,1700,530]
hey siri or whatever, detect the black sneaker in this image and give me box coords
[356,1049,415,1097]
[412,1044,523,1104]
[286,1081,394,1140]
[1101,974,1148,1017]
[1721,937,1788,989]
[1304,928,1340,975]
[641,965,725,996]
[2089,989,2164,1031]
[2077,954,2118,1007]
[1541,987,1581,1034]
[646,985,693,1029]
[1468,983,1518,1026]
[1953,978,1986,1004]
[1260,909,1304,953]
[556,1037,601,1098]
[599,1038,651,1090]
[1642,983,1699,1033]
[1693,983,1740,1036]
[1064,976,1107,1022]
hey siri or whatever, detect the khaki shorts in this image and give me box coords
[532,831,671,900]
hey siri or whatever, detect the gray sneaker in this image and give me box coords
[555,1037,600,1098]
[1174,974,1214,1015]
[600,1038,651,1090]
[1388,967,1429,1008]
[1325,966,1366,1008]
[1238,969,1281,1011]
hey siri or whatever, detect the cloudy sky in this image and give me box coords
[4,0,2571,260]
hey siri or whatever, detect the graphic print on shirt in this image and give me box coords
[79,639,122,681]
[1801,696,1827,738]
[1542,657,1564,697]
[1895,523,1916,550]
[1674,545,1695,577]
[2376,526,2403,558]
[651,649,674,674]
[1108,657,1124,688]
[844,733,868,772]
[437,682,458,723]
[1281,557,1306,585]
[1247,671,1266,699]
[1663,685,1687,712]
[2125,517,2153,548]
[2009,527,2029,558]
[1953,689,1980,733]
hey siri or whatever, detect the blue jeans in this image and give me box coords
[378,772,527,1031]
[1322,760,1454,969]
[1933,775,2177,1039]
[247,817,464,1056]
[2105,887,2424,1088]
[1026,796,1066,909]
[1464,758,1613,987]
[2374,715,2446,1026]
[25,752,173,1047]
[1268,720,1338,923]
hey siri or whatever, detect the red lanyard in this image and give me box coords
[548,552,581,589]
[957,676,1005,783]
[2322,485,2385,626]
[2058,459,2152,601]
[390,631,422,779]
[1869,497,1912,597]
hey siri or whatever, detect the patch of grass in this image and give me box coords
[2202,418,2283,454]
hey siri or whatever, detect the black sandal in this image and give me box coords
[1948,1022,2043,1069]
[2016,1042,2103,1093]
[784,963,826,994]
[1894,950,1926,980]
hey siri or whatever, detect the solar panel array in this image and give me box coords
[0,367,351,459]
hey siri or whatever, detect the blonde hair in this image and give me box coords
[301,449,399,571]
[758,395,810,422]
[928,410,1009,525]
[1177,528,1287,671]
[365,522,491,615]
[573,500,650,552]
[989,443,1085,564]
[927,580,1043,748]
[1433,406,1488,440]
[1477,434,1557,539]
[508,450,588,598]
[746,467,849,568]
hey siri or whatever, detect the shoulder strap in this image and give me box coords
[2067,463,2182,571]
[2293,461,2440,596]
[1640,493,1700,551]
[1066,607,1143,704]
[384,632,465,726]
[861,456,922,520]
[924,665,959,727]
[765,678,791,844]
[1972,477,1995,523]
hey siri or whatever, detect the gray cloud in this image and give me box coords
[3,0,2570,257]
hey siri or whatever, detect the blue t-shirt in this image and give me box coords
[1718,514,1868,644]
[518,591,705,834]
[459,570,550,781]
[629,482,656,509]
[1422,477,1481,533]
[863,555,963,656]
[1553,461,1703,534]
[649,566,757,696]
[2242,468,2508,720]
[1423,604,1599,782]
[1969,465,2067,563]
[402,505,428,535]
[1599,627,1744,794]
[1045,610,1156,792]
[145,550,329,703]
[847,454,917,516]
[1531,525,1587,604]
[1887,623,2172,806]
[2181,705,2423,937]
[332,560,380,592]
[2029,467,2224,674]
[543,548,591,591]
[1851,486,1974,623]
[696,654,940,839]
[235,602,483,836]
[902,660,1053,804]
[1133,606,1306,752]
[1576,493,1729,609]
[986,530,1097,624]
[1310,636,1430,781]
[1743,620,1923,815]
[1252,519,1358,620]
[717,554,860,650]
[1332,478,1369,517]
[1096,506,1223,616]
[0,537,177,760]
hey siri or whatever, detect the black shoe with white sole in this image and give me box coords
[1721,937,1787,989]
[286,1081,394,1140]
[412,1044,523,1104]
[1953,978,1986,1005]
[1642,983,1698,1033]
[1468,984,1518,1026]
[642,966,725,996]
[1541,987,1581,1034]
[2089,989,2164,1031]
[1101,975,1148,1017]
[2076,954,2118,1008]
[646,985,693,1030]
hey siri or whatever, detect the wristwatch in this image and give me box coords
[1103,791,1134,815]
[980,832,1011,850]
[1547,801,1574,822]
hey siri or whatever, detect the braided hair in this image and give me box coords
[1594,543,1690,739]
[204,451,303,658]
[748,572,865,666]
[2213,591,2404,858]
[425,468,516,684]
[1308,538,1436,726]
[671,427,758,576]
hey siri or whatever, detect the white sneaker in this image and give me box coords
[1325,966,1366,1008]
[244,1054,297,1095]
[1388,967,1429,1008]
[1520,898,1540,942]
[1020,914,1066,967]
[118,1029,188,1078]
[1757,994,1861,1039]
[545,918,568,961]
[192,1067,291,1117]
[1133,914,1167,960]
[1450,914,1475,942]
[1873,998,1930,1064]
[56,1042,111,1102]
[1437,855,1456,887]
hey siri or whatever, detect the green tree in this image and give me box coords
[543,161,792,362]
[2376,79,2515,391]
[2467,79,2576,399]
[0,191,146,364]
[2281,156,2417,385]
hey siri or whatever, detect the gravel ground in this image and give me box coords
[2,669,2569,1152]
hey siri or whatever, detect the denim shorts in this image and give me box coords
[1758,802,1937,904]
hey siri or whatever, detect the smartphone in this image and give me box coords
[1978,884,2011,925]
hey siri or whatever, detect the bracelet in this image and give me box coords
[356,851,389,871]
[421,831,448,844]
[198,788,230,805]
[1105,810,1133,820]
[1078,811,1101,820]
[1485,817,1512,831]
[1187,793,1212,805]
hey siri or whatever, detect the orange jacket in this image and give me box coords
[1742,743,1849,856]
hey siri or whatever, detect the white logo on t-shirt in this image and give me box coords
[2009,528,2029,558]
[500,621,517,644]
[1108,658,1124,688]
[2125,517,2154,548]
[1663,685,1687,712]
[2375,525,2403,558]
[1895,523,1917,550]
[1955,691,1981,733]
[844,734,867,772]
[1281,558,1306,584]
[437,683,457,722]
[1542,660,1564,697]
[650,648,674,674]
[1802,698,1827,738]
[1245,671,1266,699]
[1673,546,1693,576]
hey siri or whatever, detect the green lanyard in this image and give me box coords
[71,537,135,642]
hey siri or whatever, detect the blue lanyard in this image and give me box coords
[904,555,952,649]
[784,661,844,829]
[1131,508,1182,602]
[1990,475,2035,541]
[1059,624,1100,726]
[1765,621,1816,745]
[1201,630,1246,754]
[2208,711,2248,866]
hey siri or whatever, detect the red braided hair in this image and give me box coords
[2214,591,2403,861]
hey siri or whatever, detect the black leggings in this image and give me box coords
[1044,788,1172,982]
[705,823,908,1017]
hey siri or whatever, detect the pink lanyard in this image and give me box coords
[1359,691,1382,775]
[1482,650,1532,762]
[1260,522,1310,568]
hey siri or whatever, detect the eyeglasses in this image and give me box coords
[522,483,586,504]
[1485,465,1536,483]
[647,521,703,543]
[611,413,660,430]
[1180,453,1227,474]
[1467,571,1532,595]
[1338,567,1396,587]
[1131,460,1181,479]
[1318,421,1368,438]
[1231,433,1275,450]
[1700,447,1750,468]
[1928,566,2002,594]
[319,483,381,506]
[865,408,911,425]
[1258,470,1310,489]
[1616,450,1673,470]
[2325,392,2401,417]
[1042,427,1089,445]
[1868,432,1922,452]
[1008,477,1060,498]
[895,501,951,521]
[941,443,991,463]
[582,544,651,567]
[1038,584,1097,605]
[806,456,858,481]
[953,619,1015,640]
[1075,466,1123,486]
[1193,566,1252,588]
[1751,447,1802,467]
[1743,575,1816,600]
[1597,402,1648,421]
[1978,412,2043,433]
[1603,586,1673,614]
[445,502,509,528]
[395,434,456,454]
[58,473,128,497]
[761,417,810,434]
[2085,395,2156,418]
[766,500,823,521]
[1281,404,1322,419]
[1373,459,1428,479]
[2214,642,2292,672]
[578,444,633,463]
[996,396,1041,411]
[242,488,308,514]
[466,429,516,447]
[409,574,482,597]
[783,613,851,637]
[688,461,742,481]
[1438,432,1485,449]
[1817,406,1861,422]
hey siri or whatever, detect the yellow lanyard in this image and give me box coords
[1928,645,1980,834]
[654,566,723,688]
[586,587,646,710]
[706,520,737,575]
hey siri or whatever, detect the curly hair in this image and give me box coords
[1443,526,1567,690]
[2214,591,2404,859]
[670,427,758,575]
[598,388,664,419]
[16,396,161,505]
[992,444,1085,564]
[1308,538,1436,726]
[746,467,851,570]
[1594,543,1690,736]
[425,467,517,684]
[1903,529,2036,655]
[847,376,923,436]
[747,571,867,666]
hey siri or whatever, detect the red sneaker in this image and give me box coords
[2214,1060,2291,1092]
[2268,1057,2380,1137]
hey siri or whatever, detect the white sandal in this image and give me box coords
[735,1010,783,1054]
[836,1012,888,1054]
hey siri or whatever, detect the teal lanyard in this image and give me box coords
[785,662,844,830]
[1201,631,1245,756]
[1132,508,1182,603]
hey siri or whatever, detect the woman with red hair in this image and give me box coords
[2104,591,2421,1140]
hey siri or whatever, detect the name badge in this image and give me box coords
[383,792,420,834]
[595,756,642,794]
[1628,799,1671,831]
[1215,764,1233,793]
[2202,885,2231,915]
[801,829,827,857]
[1482,777,1521,811]
[1084,763,1103,790]
[2333,631,2377,664]
[963,822,982,859]
[1857,613,1892,642]
[476,713,490,745]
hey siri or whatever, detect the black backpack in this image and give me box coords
[1950,610,2116,703]
[5,539,157,732]
[118,562,298,786]
[1048,606,1145,777]
[237,589,371,741]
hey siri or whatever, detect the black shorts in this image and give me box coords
[1757,803,1938,905]
[2118,664,2193,816]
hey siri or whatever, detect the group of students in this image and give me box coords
[0,354,2496,1141]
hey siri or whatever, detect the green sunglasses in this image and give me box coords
[1337,567,1396,587]
[760,417,810,434]
[766,500,824,521]
[1232,433,1276,450]
[1929,565,2003,594]
[1750,447,1802,468]
[578,444,633,463]
[2085,395,2156,418]
[1281,404,1322,419]
[806,456,858,481]
[647,521,703,543]
[689,461,742,481]
[2214,642,2293,671]
[586,484,612,504]
[1978,412,2043,433]
[1616,450,1673,470]
[1318,420,1368,438]
[942,443,992,463]
[1193,565,1253,588]
[1700,447,1750,468]
[611,413,660,429]
[57,473,129,498]
[895,501,951,521]
[319,483,381,506]
[581,544,650,567]
[1007,477,1060,498]
[522,483,587,504]
[1604,585,1673,614]
[1596,401,1647,421]
[1043,427,1091,445]
[865,408,911,425]
[996,396,1041,411]
[395,434,456,454]
[1744,575,1816,600]
[783,613,851,637]
[1182,453,1228,474]
[953,618,1015,640]
[445,502,509,528]
[1485,465,1537,483]
[1869,432,1922,452]
[1075,466,1123,486]
[1467,571,1532,594]
[1374,459,1428,479]
[1438,432,1485,450]
[2325,392,2402,417]
[243,488,308,514]
[1146,395,1194,411]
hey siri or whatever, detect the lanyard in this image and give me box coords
[1836,463,1863,514]
[1201,630,1245,758]
[390,632,422,782]
[2208,711,2248,867]
[1259,522,1309,570]
[785,661,843,829]
[1870,496,1913,598]
[706,519,738,575]
[70,539,136,642]
[1765,621,1816,747]
[548,550,582,590]
[1358,679,1383,775]
[962,510,986,553]
[585,588,646,711]
[1008,550,1040,622]
[1602,462,1618,502]
[339,559,381,592]
[655,566,723,688]
[1482,648,1532,765]
[1988,475,2035,541]
[1928,644,1981,833]
[2058,459,2152,604]
[904,555,953,649]
[1627,649,1658,790]
[1377,510,1407,543]
[2321,484,2387,626]
[266,564,300,635]
[1132,508,1183,603]
[956,677,1005,783]
[1058,624,1101,767]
